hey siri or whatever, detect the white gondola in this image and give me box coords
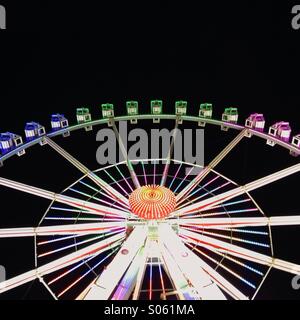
[267,122,291,147]
[245,113,265,138]
[221,107,238,131]
[101,104,114,127]
[198,103,213,127]
[175,101,187,124]
[151,100,163,123]
[126,101,139,124]
[76,108,92,131]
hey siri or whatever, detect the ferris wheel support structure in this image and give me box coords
[82,226,147,300]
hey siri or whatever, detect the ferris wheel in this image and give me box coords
[0,100,300,300]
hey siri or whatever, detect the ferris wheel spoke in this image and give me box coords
[0,177,130,218]
[173,187,242,217]
[44,137,129,207]
[173,166,195,194]
[158,224,247,300]
[111,121,140,189]
[176,215,300,228]
[82,225,148,300]
[184,242,257,290]
[0,222,126,238]
[181,226,269,248]
[186,241,265,276]
[180,228,300,275]
[176,129,248,204]
[0,232,125,295]
[103,169,130,196]
[57,247,120,298]
[50,193,129,218]
[179,207,259,219]
[177,176,221,209]
[173,163,300,217]
[141,161,148,185]
[161,119,179,187]
[38,228,125,259]
[168,162,183,190]
[177,181,231,211]
[77,180,128,211]
[115,166,134,192]
[67,185,128,211]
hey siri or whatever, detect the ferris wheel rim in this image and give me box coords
[1,113,299,166]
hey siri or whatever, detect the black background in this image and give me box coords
[0,0,300,303]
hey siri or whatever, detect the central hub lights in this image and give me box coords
[129,184,176,220]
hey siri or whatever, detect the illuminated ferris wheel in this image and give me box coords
[0,100,300,300]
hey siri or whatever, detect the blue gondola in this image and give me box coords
[0,132,25,156]
[51,114,70,137]
[51,114,69,131]
[25,122,46,141]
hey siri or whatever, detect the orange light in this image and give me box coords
[129,185,176,220]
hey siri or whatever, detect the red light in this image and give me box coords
[121,249,129,255]
[129,185,176,220]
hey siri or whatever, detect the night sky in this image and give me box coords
[0,1,300,300]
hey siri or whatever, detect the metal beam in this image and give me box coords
[132,239,151,300]
[158,239,200,300]
[176,215,300,228]
[82,226,147,300]
[111,246,146,300]
[0,222,126,238]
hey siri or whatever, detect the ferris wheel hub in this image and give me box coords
[129,184,176,220]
